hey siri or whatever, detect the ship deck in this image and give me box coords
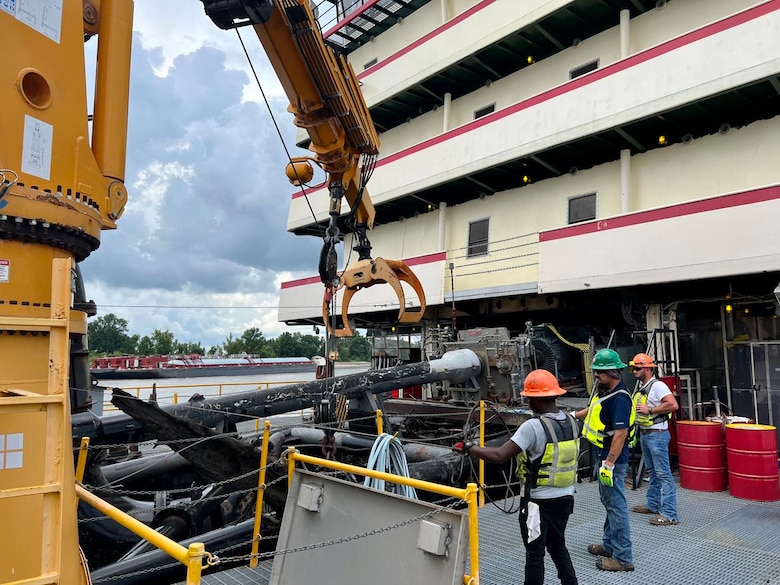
[184,476,780,585]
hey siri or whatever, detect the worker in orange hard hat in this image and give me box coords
[454,369,579,585]
[629,352,679,526]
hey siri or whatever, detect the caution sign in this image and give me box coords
[0,259,9,283]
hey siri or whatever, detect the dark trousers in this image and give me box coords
[519,495,578,585]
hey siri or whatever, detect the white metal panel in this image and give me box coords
[270,470,468,585]
[537,187,780,293]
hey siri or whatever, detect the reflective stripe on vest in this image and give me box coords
[581,389,635,448]
[632,379,671,427]
[517,413,579,489]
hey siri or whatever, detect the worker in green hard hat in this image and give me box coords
[574,348,635,572]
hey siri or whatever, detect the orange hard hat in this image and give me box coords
[520,369,566,397]
[629,353,656,368]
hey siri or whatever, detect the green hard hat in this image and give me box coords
[591,348,627,370]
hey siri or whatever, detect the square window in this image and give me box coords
[7,433,22,450]
[5,451,22,469]
[468,219,489,257]
[568,193,597,224]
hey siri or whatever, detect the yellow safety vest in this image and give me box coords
[581,388,635,448]
[632,379,671,427]
[517,414,579,489]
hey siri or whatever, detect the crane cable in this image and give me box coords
[233,28,325,240]
[363,433,417,499]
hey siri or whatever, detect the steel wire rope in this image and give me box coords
[458,400,522,514]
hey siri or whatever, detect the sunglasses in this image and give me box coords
[631,367,646,372]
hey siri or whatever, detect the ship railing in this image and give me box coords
[76,483,213,584]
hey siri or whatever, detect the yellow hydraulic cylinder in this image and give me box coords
[92,0,134,184]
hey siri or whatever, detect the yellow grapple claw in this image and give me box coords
[322,257,427,337]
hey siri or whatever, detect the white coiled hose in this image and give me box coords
[363,433,418,499]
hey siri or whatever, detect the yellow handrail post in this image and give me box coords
[479,401,485,508]
[466,482,480,585]
[287,447,298,488]
[75,437,90,483]
[250,421,272,568]
[186,542,205,585]
[173,392,179,404]
[376,409,383,435]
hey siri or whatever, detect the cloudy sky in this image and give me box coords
[81,0,328,349]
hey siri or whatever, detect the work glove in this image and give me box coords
[599,461,614,487]
[453,441,473,455]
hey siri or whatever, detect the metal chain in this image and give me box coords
[82,460,286,498]
[78,475,291,523]
[213,498,463,565]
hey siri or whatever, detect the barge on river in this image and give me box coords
[90,355,317,380]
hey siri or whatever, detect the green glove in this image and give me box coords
[599,462,614,487]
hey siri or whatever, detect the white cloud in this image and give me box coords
[80,1,322,349]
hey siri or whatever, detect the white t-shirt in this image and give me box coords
[640,377,672,430]
[510,410,577,499]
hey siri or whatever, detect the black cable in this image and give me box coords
[234,28,325,241]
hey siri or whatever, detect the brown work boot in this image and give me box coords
[649,515,679,526]
[596,557,635,571]
[631,504,657,514]
[587,544,611,557]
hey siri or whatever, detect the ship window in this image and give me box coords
[568,192,597,224]
[364,57,377,70]
[570,59,599,79]
[474,104,495,119]
[467,219,489,257]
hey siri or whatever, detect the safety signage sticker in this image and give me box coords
[0,433,24,470]
[14,0,62,43]
[22,115,52,181]
[0,259,8,283]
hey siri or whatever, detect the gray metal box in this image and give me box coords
[269,469,469,585]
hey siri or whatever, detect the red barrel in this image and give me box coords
[676,421,727,492]
[725,424,780,501]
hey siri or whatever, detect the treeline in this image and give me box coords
[87,313,372,361]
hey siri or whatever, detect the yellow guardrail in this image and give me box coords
[76,407,483,583]
[76,484,211,584]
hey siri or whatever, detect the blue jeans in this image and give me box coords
[599,462,632,565]
[640,430,679,521]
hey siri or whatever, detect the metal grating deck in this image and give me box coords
[184,476,780,585]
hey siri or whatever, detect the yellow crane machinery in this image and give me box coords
[202,0,426,337]
[0,0,424,582]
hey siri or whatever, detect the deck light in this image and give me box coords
[725,304,733,313]
[658,135,667,145]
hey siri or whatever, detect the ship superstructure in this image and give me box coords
[279,0,780,427]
